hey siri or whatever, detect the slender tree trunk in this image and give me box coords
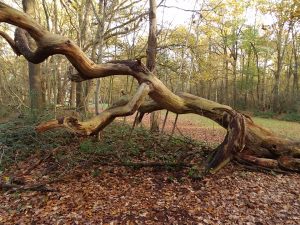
[147,0,159,132]
[232,55,237,108]
[273,62,282,113]
[285,63,292,107]
[292,29,299,106]
[224,46,229,105]
[244,49,251,109]
[93,0,105,115]
[251,42,260,109]
[56,65,64,105]
[261,56,268,110]
[273,22,291,113]
[76,82,84,112]
[70,82,76,108]
[240,52,245,104]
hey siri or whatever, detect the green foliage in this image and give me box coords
[1,115,211,177]
[79,139,95,153]
[188,166,201,179]
[254,111,300,122]
[0,105,11,118]
[254,111,276,118]
[0,117,74,172]
[280,113,300,123]
[76,122,208,171]
[91,168,101,177]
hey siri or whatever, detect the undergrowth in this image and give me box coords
[254,111,300,122]
[0,116,211,178]
[279,112,300,122]
[79,123,210,166]
[0,116,75,172]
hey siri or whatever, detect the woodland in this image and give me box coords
[0,0,300,223]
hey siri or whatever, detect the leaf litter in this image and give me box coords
[0,117,299,224]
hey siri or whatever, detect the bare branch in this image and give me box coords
[103,12,147,38]
[36,83,151,135]
[0,30,21,55]
[0,3,146,81]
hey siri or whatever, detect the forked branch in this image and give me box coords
[36,83,151,135]
[0,30,20,55]
[0,2,147,82]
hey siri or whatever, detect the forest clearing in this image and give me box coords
[0,0,300,224]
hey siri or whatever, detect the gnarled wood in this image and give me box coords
[36,83,150,135]
[0,2,299,173]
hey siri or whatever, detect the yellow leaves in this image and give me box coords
[3,176,11,184]
[292,0,300,18]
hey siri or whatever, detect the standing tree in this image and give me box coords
[0,2,299,173]
[147,0,160,132]
[22,0,44,112]
[272,0,292,113]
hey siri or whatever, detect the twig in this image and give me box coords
[22,148,59,176]
[129,112,139,140]
[160,110,169,134]
[0,183,57,193]
[95,160,193,168]
[233,158,289,175]
[169,113,179,140]
[0,145,6,166]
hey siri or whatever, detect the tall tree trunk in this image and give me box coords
[224,46,229,105]
[76,82,84,112]
[56,63,64,105]
[92,0,105,115]
[75,0,91,114]
[273,64,281,113]
[147,0,159,132]
[292,28,299,107]
[231,40,238,108]
[285,62,292,107]
[273,21,291,113]
[251,42,260,109]
[70,82,76,108]
[22,0,44,111]
[261,56,268,110]
[244,49,251,109]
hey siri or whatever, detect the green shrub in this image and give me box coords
[188,166,201,179]
[0,106,11,118]
[0,118,74,171]
[280,112,300,122]
[79,139,95,153]
[79,139,114,155]
[253,111,276,118]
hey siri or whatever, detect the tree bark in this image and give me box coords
[273,21,291,113]
[0,2,299,173]
[292,28,299,107]
[22,0,44,111]
[93,0,105,115]
[147,0,160,132]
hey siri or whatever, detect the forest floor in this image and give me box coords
[0,113,299,224]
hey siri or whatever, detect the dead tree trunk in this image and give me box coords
[0,2,299,173]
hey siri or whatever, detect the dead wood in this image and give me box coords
[0,2,299,173]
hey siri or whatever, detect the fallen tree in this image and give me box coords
[0,2,299,174]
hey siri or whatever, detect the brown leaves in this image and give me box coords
[1,157,300,224]
[1,118,300,224]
